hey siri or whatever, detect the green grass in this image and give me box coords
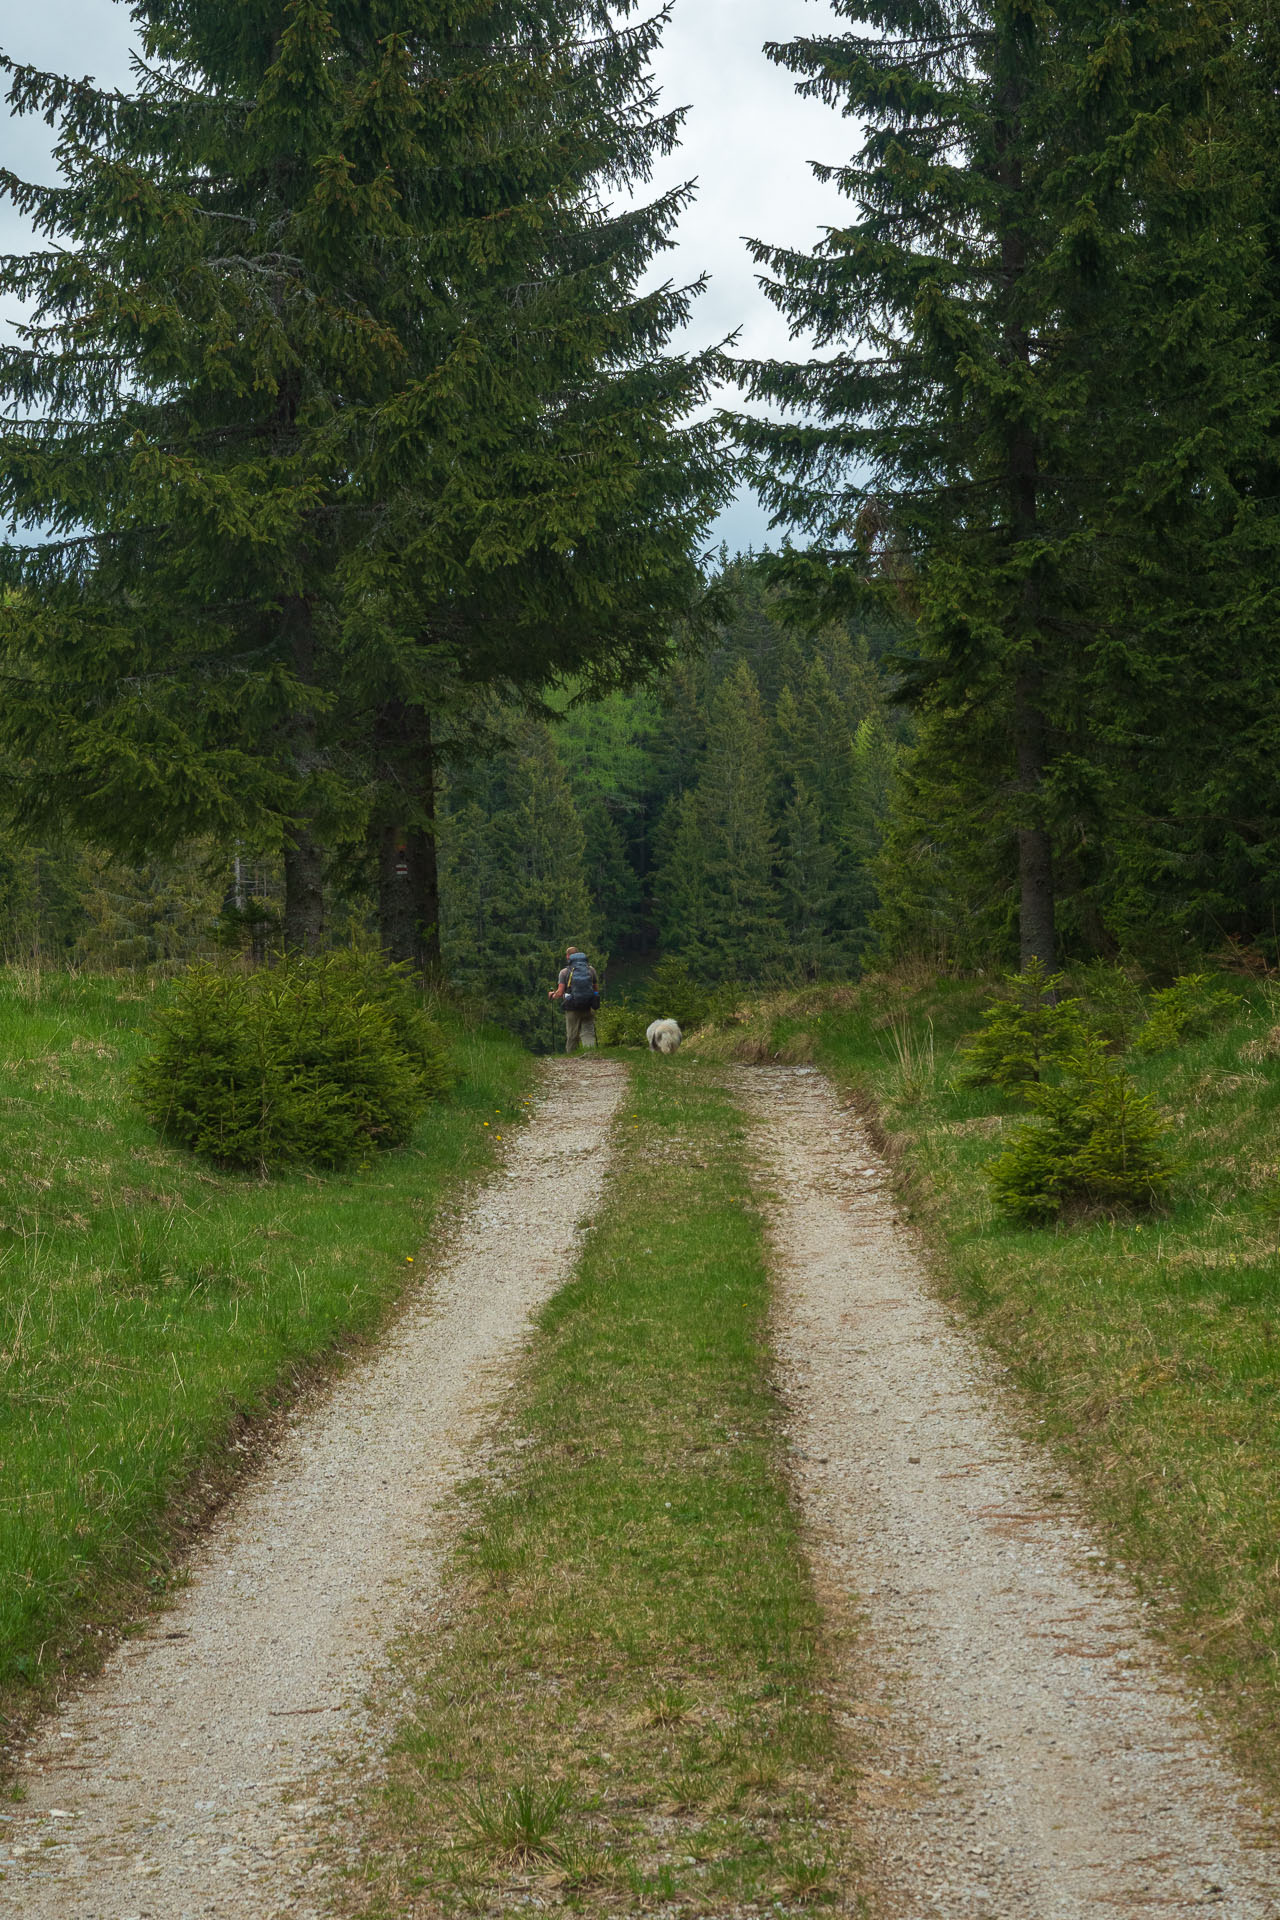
[341,1055,863,1919]
[0,966,534,1714]
[788,967,1280,1793]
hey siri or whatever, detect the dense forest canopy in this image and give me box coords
[0,560,905,1045]
[739,0,1280,973]
[438,560,902,1040]
[2,0,1279,1000]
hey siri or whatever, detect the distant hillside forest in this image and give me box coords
[442,566,899,1029]
[0,560,904,1042]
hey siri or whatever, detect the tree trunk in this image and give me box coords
[413,711,442,976]
[283,826,325,953]
[282,598,326,954]
[377,824,441,974]
[997,52,1056,975]
[1014,667,1056,968]
[1010,428,1056,971]
[374,706,442,976]
[378,825,414,965]
[410,815,442,976]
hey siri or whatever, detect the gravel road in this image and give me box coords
[1,1058,626,1920]
[738,1064,1279,1920]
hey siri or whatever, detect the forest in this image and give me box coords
[0,560,902,1040]
[1,0,1278,1004]
[6,7,1280,1885]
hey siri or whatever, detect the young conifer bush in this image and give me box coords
[960,961,1088,1092]
[318,950,457,1101]
[986,1041,1173,1223]
[1070,962,1148,1047]
[1131,973,1236,1055]
[594,1005,649,1048]
[136,956,453,1172]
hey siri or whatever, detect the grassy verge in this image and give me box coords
[340,1055,862,1919]
[747,969,1280,1795]
[0,967,534,1724]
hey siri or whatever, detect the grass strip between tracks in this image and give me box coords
[341,1055,863,1919]
[0,968,534,1732]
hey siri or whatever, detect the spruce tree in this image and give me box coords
[658,659,787,980]
[739,0,1272,966]
[656,787,712,966]
[0,2,729,953]
[774,674,847,971]
[773,648,891,970]
[578,800,641,952]
[2,2,402,945]
[439,723,597,1044]
[778,779,840,976]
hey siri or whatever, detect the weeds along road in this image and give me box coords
[740,1063,1279,1920]
[1,1059,627,1920]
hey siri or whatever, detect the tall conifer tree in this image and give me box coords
[739,0,1272,965]
[657,659,787,978]
[0,2,728,951]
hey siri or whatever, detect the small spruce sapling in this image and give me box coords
[1131,975,1236,1055]
[644,956,712,1033]
[137,955,452,1171]
[986,1039,1173,1223]
[960,961,1087,1094]
[593,1005,650,1049]
[1069,962,1148,1048]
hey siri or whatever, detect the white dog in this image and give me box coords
[646,1018,683,1055]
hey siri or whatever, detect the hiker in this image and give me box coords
[548,944,600,1053]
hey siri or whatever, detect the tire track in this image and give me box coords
[1,1059,626,1920]
[737,1063,1278,1920]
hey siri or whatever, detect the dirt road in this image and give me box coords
[7,1052,1278,1920]
[739,1063,1279,1920]
[1,1059,626,1920]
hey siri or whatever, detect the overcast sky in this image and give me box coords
[1,0,854,553]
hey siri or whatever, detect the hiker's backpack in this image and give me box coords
[563,954,600,1012]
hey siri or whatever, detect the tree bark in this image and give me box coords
[1009,423,1056,971]
[997,53,1057,974]
[377,825,441,974]
[374,705,442,976]
[282,598,326,954]
[1014,667,1056,968]
[378,824,414,965]
[410,813,442,976]
[283,826,325,953]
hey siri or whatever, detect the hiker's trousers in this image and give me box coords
[565,1009,596,1053]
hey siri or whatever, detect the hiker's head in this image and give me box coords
[566,944,582,959]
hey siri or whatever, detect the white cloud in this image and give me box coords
[1,5,142,236]
[642,0,853,551]
[1,1,856,552]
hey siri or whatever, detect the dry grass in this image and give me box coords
[1241,1024,1280,1064]
[336,1059,868,1919]
[681,989,826,1066]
